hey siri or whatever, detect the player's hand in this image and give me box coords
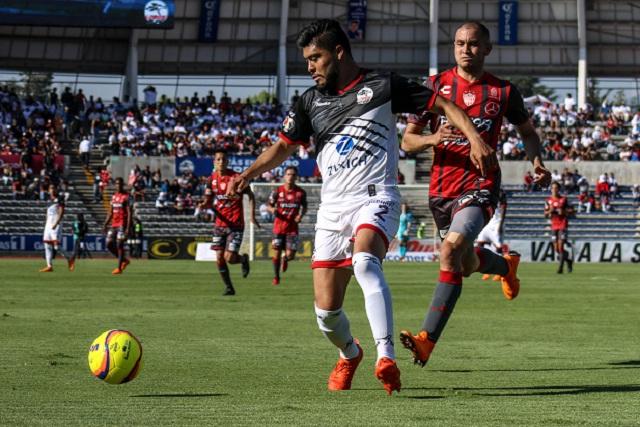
[469,141,498,177]
[434,123,458,146]
[227,174,249,196]
[533,162,551,187]
[294,214,302,223]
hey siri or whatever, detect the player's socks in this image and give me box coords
[315,305,359,359]
[44,243,53,267]
[420,270,462,342]
[281,256,288,273]
[563,250,573,273]
[117,247,125,268]
[399,245,407,258]
[557,251,565,274]
[241,253,250,278]
[217,258,235,294]
[352,252,395,361]
[474,247,509,276]
[272,255,280,281]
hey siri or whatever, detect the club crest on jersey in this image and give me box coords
[282,115,294,133]
[439,85,451,95]
[463,91,476,106]
[356,86,373,104]
[484,101,500,116]
[489,87,499,99]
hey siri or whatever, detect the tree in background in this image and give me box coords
[587,78,613,109]
[508,76,556,101]
[19,71,53,100]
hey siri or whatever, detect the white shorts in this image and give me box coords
[312,191,401,268]
[476,224,502,249]
[43,226,62,244]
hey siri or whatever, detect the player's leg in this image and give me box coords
[399,236,408,261]
[40,231,54,272]
[223,229,250,277]
[271,235,283,285]
[116,228,129,272]
[213,228,235,295]
[564,237,574,273]
[282,234,299,272]
[106,229,118,258]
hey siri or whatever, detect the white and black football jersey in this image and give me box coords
[279,70,436,203]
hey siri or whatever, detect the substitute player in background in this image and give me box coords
[396,203,413,262]
[209,150,258,296]
[68,212,90,270]
[228,19,490,395]
[40,185,71,272]
[399,21,551,368]
[103,177,132,275]
[544,181,574,274]
[267,166,307,285]
[476,188,507,281]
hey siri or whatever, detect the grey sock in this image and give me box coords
[421,281,462,342]
[476,248,509,276]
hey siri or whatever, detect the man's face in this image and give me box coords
[284,169,297,185]
[214,152,228,171]
[454,26,491,72]
[116,179,124,192]
[551,183,560,197]
[303,44,340,92]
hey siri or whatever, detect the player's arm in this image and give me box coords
[401,121,458,153]
[498,202,507,231]
[53,204,65,229]
[243,186,261,228]
[266,190,277,215]
[229,140,297,194]
[125,201,132,235]
[103,207,113,233]
[295,192,308,223]
[543,201,551,218]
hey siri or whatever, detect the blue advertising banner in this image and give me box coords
[176,156,317,178]
[347,0,367,40]
[498,1,518,45]
[198,0,221,42]
[0,235,106,252]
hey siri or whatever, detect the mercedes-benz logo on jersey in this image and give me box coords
[178,159,195,173]
[336,136,355,155]
[484,101,500,116]
[356,86,374,104]
[144,1,169,24]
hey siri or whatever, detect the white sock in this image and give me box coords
[314,305,359,359]
[45,244,53,267]
[352,252,395,361]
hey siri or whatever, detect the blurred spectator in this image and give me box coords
[632,184,640,208]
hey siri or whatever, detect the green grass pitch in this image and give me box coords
[1,258,639,426]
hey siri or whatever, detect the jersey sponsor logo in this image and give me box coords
[356,86,374,104]
[484,101,500,116]
[314,100,331,107]
[282,115,294,132]
[326,155,368,176]
[463,91,476,106]
[439,85,451,95]
[336,136,355,155]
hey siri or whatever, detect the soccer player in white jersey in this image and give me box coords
[40,185,71,272]
[476,189,507,281]
[228,19,491,395]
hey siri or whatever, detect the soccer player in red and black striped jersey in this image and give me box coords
[103,177,132,275]
[544,181,574,274]
[267,166,307,285]
[398,21,552,368]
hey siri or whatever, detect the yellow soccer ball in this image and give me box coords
[88,329,143,384]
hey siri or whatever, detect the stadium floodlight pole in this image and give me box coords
[123,29,139,104]
[277,0,290,106]
[428,0,439,76]
[576,0,587,110]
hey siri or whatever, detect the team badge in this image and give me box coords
[484,101,500,116]
[282,115,295,132]
[356,86,374,104]
[463,91,476,106]
[220,182,227,191]
[489,87,499,99]
[439,85,451,95]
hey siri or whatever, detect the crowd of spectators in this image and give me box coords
[498,93,640,162]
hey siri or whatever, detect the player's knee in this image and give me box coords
[314,305,344,331]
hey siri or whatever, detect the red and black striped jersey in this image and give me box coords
[409,67,529,199]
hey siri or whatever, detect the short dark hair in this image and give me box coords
[458,21,491,43]
[285,166,298,174]
[296,19,352,55]
[115,177,124,184]
[214,149,227,157]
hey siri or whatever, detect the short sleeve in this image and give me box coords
[390,73,437,114]
[279,95,313,146]
[505,85,529,126]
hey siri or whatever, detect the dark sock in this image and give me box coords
[475,247,509,276]
[564,250,573,271]
[421,271,463,342]
[117,247,125,266]
[272,255,280,280]
[558,250,565,272]
[217,259,233,289]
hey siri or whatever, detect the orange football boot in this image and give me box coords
[399,330,435,367]
[327,340,363,391]
[375,357,401,395]
[111,268,123,275]
[501,252,521,300]
[39,266,53,273]
[120,258,130,272]
[68,258,75,272]
[492,274,501,282]
[482,274,490,280]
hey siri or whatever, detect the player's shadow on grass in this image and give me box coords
[403,384,640,398]
[608,360,640,366]
[131,393,227,398]
[430,365,640,373]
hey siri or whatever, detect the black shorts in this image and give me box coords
[272,233,299,251]
[551,229,568,241]
[106,226,127,241]
[429,189,497,240]
[212,226,244,252]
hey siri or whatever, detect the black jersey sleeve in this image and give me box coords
[505,84,529,126]
[390,73,437,114]
[279,94,313,146]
